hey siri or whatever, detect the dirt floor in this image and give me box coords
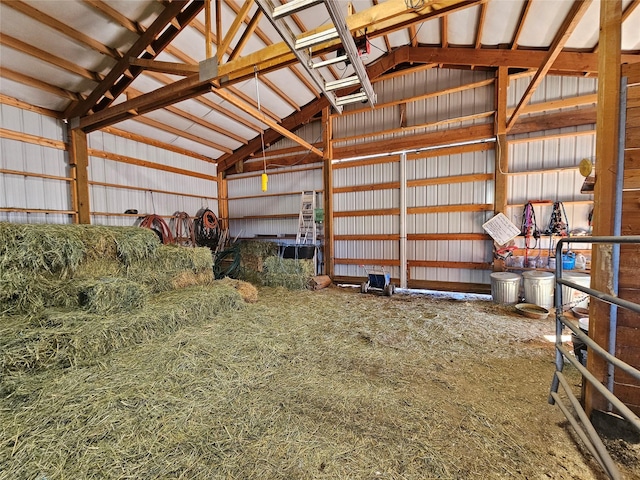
[1,285,639,479]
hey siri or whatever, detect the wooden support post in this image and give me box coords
[587,0,622,416]
[322,107,334,278]
[217,172,229,231]
[494,66,509,271]
[494,66,508,215]
[205,0,213,59]
[68,128,91,224]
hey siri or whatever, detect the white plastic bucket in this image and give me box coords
[561,272,591,309]
[522,271,555,310]
[490,272,521,305]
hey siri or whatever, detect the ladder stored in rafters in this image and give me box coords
[255,0,377,113]
[296,191,317,245]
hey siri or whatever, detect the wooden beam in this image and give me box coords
[144,70,263,133]
[83,0,145,34]
[205,0,213,59]
[128,58,199,76]
[217,0,253,60]
[474,3,486,49]
[5,1,120,59]
[592,0,639,52]
[132,115,233,154]
[507,106,597,136]
[87,148,219,182]
[0,128,67,150]
[218,172,229,230]
[229,10,263,61]
[101,126,216,163]
[0,34,103,82]
[67,1,202,118]
[333,111,494,145]
[68,129,91,224]
[333,123,494,159]
[0,68,81,102]
[405,46,630,73]
[212,87,322,157]
[587,0,622,416]
[216,0,222,61]
[511,0,532,49]
[0,94,62,118]
[78,74,212,132]
[506,0,592,132]
[440,16,448,48]
[507,93,597,116]
[323,107,334,277]
[495,66,509,218]
[333,78,494,117]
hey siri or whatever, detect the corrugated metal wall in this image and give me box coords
[1,103,219,228]
[506,74,596,259]
[0,103,71,224]
[87,131,218,226]
[227,165,323,239]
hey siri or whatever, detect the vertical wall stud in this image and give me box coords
[68,128,91,224]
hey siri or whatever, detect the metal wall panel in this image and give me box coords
[0,104,72,224]
[86,131,218,226]
[508,74,598,108]
[227,166,323,238]
[507,126,595,255]
[333,68,494,149]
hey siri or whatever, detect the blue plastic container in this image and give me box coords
[562,253,575,270]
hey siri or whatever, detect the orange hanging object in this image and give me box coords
[261,172,268,192]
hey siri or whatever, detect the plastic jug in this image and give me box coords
[575,253,586,270]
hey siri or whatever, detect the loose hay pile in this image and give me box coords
[2,287,638,479]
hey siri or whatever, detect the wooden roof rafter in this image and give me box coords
[506,0,593,131]
[83,0,146,35]
[0,68,83,102]
[5,1,122,59]
[511,0,532,50]
[74,1,485,135]
[372,0,392,52]
[475,2,486,49]
[0,34,104,83]
[66,0,203,119]
[126,86,247,145]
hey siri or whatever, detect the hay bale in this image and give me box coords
[239,240,278,273]
[126,245,213,293]
[1,284,245,375]
[0,270,78,314]
[0,223,85,276]
[217,277,259,303]
[78,278,148,314]
[262,256,315,290]
[73,225,159,263]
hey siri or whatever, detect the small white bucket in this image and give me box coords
[522,271,555,310]
[490,272,521,305]
[561,272,591,309]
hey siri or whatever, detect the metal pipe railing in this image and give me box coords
[549,235,640,480]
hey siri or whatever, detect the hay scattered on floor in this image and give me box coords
[217,277,259,303]
[3,287,634,479]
